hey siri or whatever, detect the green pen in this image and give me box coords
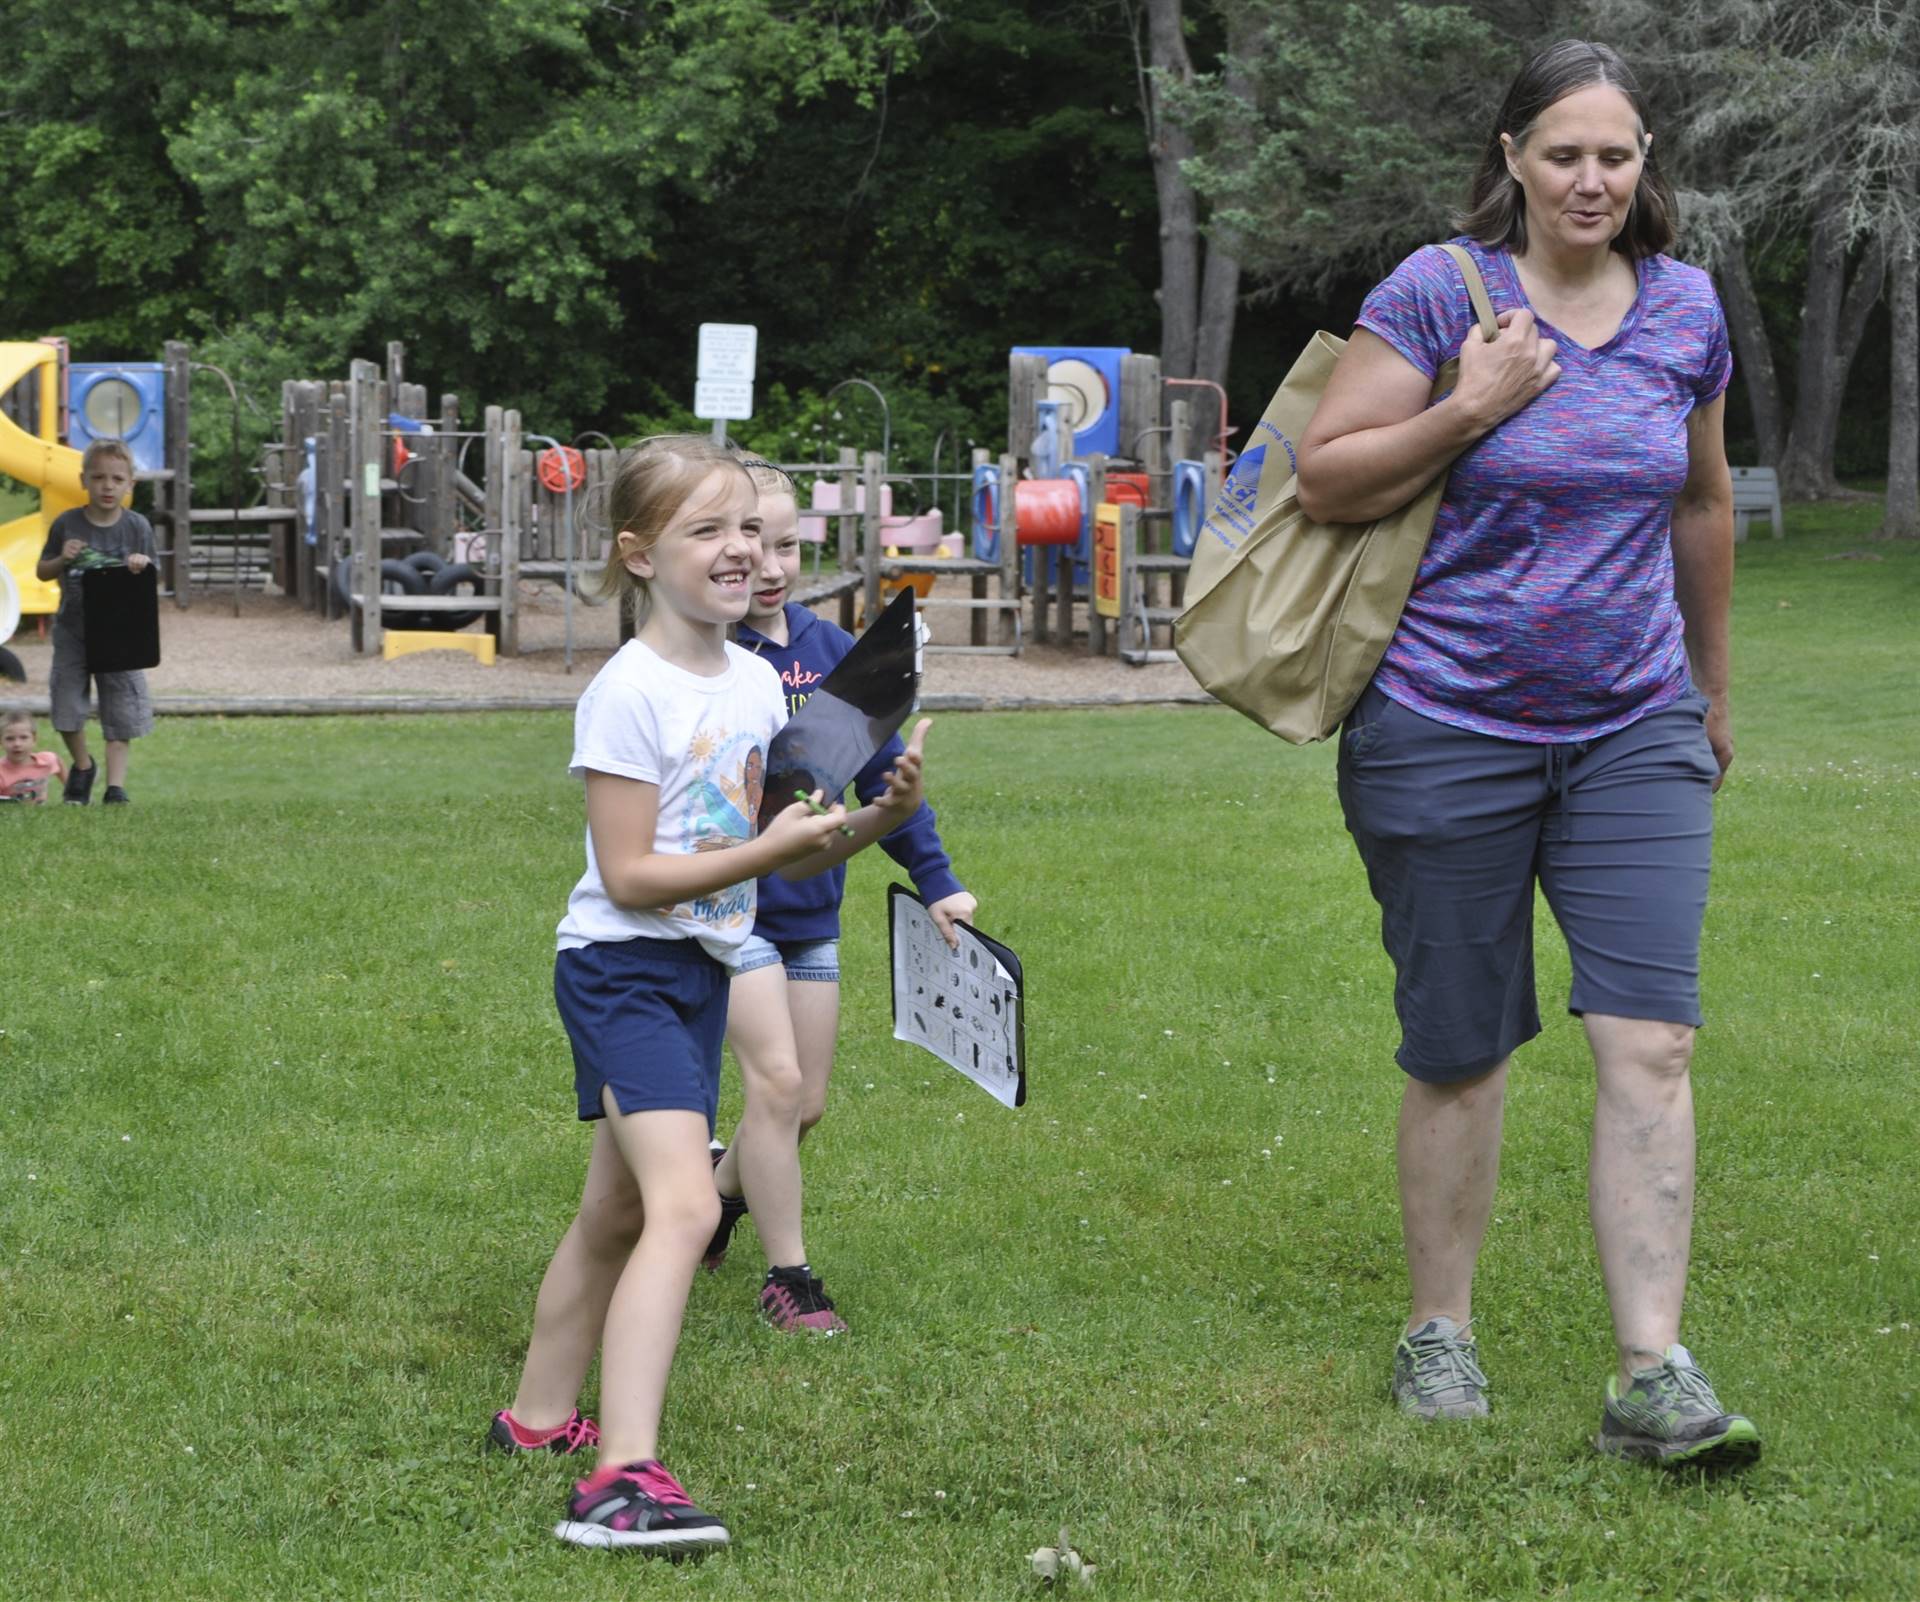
[796,788,857,837]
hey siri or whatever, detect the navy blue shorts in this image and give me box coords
[554,938,729,1125]
[1336,682,1719,1084]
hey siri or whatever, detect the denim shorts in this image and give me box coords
[554,937,728,1125]
[730,933,840,982]
[1337,681,1718,1084]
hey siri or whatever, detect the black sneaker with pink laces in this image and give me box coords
[554,1459,730,1551]
[487,1407,600,1455]
[759,1265,848,1334]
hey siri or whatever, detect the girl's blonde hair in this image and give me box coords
[594,435,755,611]
[734,454,795,500]
[2,707,35,733]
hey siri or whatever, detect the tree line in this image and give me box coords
[1,0,1911,532]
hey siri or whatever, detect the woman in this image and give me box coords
[1296,39,1758,1467]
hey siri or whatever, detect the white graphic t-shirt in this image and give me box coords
[556,638,786,961]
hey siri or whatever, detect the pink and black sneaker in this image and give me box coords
[702,1143,750,1273]
[554,1459,730,1552]
[759,1265,848,1335]
[487,1406,600,1456]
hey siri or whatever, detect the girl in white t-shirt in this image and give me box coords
[489,436,933,1554]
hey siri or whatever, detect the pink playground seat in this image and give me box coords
[798,480,893,544]
[880,508,945,554]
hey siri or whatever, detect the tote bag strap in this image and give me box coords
[1436,242,1500,343]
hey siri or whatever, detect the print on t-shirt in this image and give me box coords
[669,728,768,931]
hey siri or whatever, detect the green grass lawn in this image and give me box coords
[3,512,1916,1599]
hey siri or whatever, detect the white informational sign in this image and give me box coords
[889,885,1027,1108]
[697,322,757,382]
[694,379,754,421]
[696,323,756,426]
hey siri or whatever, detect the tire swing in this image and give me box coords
[427,561,486,632]
[333,552,433,630]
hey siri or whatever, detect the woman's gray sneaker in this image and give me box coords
[1392,1316,1490,1419]
[1596,1344,1761,1468]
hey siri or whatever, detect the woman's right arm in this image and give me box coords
[1295,311,1560,525]
[586,772,844,909]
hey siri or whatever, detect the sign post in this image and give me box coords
[695,323,757,443]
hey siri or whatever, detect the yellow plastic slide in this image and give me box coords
[0,341,85,616]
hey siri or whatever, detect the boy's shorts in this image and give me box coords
[49,626,154,741]
[554,938,729,1126]
[1336,681,1719,1084]
[730,933,840,982]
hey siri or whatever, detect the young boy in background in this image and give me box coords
[35,439,157,805]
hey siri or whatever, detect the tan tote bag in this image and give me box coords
[1175,243,1498,744]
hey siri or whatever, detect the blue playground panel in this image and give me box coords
[68,363,167,474]
[1010,346,1131,458]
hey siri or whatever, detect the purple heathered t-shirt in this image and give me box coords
[1355,238,1732,742]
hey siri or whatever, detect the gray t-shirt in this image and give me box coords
[41,508,158,636]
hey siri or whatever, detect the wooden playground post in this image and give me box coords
[349,358,382,653]
[835,447,858,575]
[1119,353,1162,477]
[322,381,348,619]
[162,341,192,607]
[1167,396,1194,483]
[433,393,459,556]
[861,449,884,624]
[1007,354,1046,458]
[270,381,301,598]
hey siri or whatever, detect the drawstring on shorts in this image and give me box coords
[1544,741,1588,842]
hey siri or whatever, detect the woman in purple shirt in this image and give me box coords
[1297,40,1758,1467]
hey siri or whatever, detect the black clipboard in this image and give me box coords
[81,566,161,674]
[758,587,919,830]
[887,883,1026,1108]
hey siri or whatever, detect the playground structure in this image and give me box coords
[3,332,1225,671]
[0,341,87,621]
[987,348,1227,664]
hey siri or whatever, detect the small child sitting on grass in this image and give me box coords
[1,709,67,803]
[34,438,157,806]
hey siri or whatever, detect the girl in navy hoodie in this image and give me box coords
[706,459,977,1331]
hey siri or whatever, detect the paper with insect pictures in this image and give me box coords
[888,884,1026,1108]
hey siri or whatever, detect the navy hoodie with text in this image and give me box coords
[738,602,964,943]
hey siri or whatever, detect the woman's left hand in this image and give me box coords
[1705,696,1733,791]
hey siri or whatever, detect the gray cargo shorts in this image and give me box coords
[49,624,155,742]
[1336,681,1719,1083]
